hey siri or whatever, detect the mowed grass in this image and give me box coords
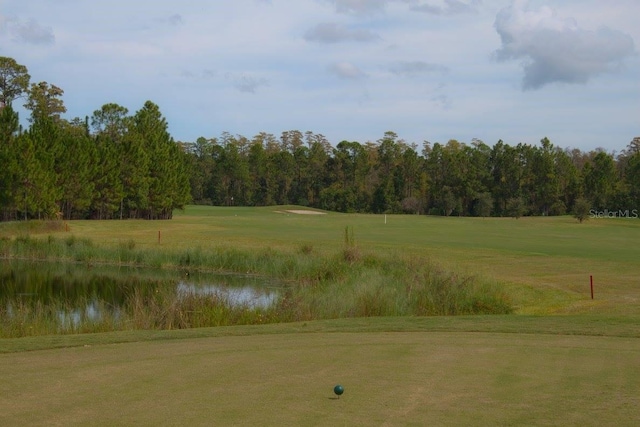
[1,318,639,426]
[1,206,639,425]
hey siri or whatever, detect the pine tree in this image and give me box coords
[0,105,20,219]
[132,101,189,219]
[57,120,97,219]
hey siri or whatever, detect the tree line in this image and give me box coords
[0,57,190,220]
[1,56,639,220]
[184,131,640,218]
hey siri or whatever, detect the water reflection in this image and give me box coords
[177,282,277,308]
[0,260,280,333]
[56,298,110,331]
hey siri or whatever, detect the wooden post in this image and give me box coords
[590,275,594,299]
[158,230,161,244]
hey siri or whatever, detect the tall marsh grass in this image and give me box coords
[0,232,513,337]
[1,284,292,338]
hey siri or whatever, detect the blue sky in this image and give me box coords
[1,0,638,152]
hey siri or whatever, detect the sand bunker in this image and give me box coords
[276,209,326,215]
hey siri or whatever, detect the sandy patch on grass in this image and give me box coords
[275,210,326,215]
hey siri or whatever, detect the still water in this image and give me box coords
[0,260,279,331]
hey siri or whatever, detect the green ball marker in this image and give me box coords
[333,384,344,396]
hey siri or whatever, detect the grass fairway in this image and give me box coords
[1,318,639,426]
[1,206,639,425]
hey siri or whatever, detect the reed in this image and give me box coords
[0,298,121,337]
[0,229,512,337]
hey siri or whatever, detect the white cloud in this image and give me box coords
[1,0,638,151]
[430,93,452,109]
[304,22,380,43]
[494,0,636,90]
[1,17,55,44]
[326,0,480,17]
[411,0,480,16]
[167,14,183,26]
[202,69,217,79]
[227,73,270,93]
[389,61,449,77]
[329,62,368,79]
[326,0,390,15]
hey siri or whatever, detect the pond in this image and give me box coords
[0,260,281,336]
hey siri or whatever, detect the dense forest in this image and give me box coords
[1,56,639,221]
[184,131,640,218]
[0,57,191,221]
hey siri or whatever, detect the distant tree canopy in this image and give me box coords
[1,56,638,221]
[183,133,639,219]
